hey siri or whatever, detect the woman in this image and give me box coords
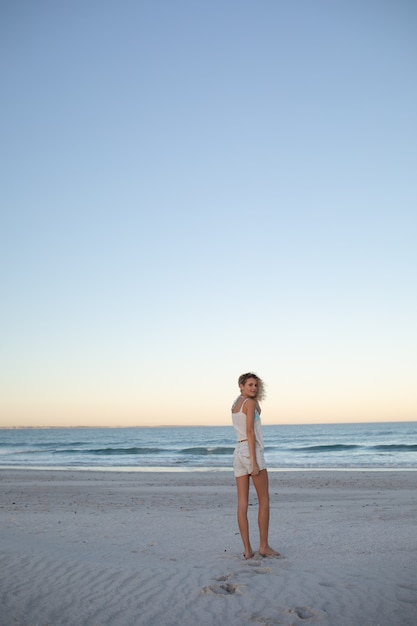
[231,372,280,559]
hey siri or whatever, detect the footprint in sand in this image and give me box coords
[200,582,242,596]
[285,605,325,621]
[201,554,275,596]
[249,605,325,624]
[215,573,234,582]
[289,606,315,619]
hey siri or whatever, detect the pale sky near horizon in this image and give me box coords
[1,0,416,428]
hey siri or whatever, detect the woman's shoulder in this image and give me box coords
[242,397,257,412]
[232,396,251,412]
[232,396,260,413]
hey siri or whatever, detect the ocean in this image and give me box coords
[1,422,416,471]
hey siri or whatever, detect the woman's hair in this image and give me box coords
[238,372,266,402]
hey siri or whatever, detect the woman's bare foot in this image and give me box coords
[243,549,254,559]
[259,545,282,558]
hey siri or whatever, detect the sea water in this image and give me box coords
[1,422,416,471]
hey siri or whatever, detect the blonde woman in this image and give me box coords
[231,373,280,559]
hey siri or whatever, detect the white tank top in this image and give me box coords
[231,397,264,448]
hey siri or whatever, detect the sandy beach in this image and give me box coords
[1,469,416,626]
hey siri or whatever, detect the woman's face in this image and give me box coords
[240,377,258,398]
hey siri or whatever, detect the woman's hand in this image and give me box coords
[251,463,260,476]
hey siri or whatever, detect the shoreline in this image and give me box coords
[1,469,416,625]
[1,465,417,473]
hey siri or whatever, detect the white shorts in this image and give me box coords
[233,442,266,478]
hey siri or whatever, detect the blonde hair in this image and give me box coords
[238,372,266,402]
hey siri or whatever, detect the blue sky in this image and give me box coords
[1,0,416,426]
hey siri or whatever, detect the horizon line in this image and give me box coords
[1,419,416,430]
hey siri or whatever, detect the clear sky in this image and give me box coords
[1,0,416,427]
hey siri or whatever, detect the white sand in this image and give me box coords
[1,469,416,626]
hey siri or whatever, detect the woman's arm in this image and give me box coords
[244,399,259,476]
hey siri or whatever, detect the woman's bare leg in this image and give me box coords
[235,475,253,558]
[251,469,280,556]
